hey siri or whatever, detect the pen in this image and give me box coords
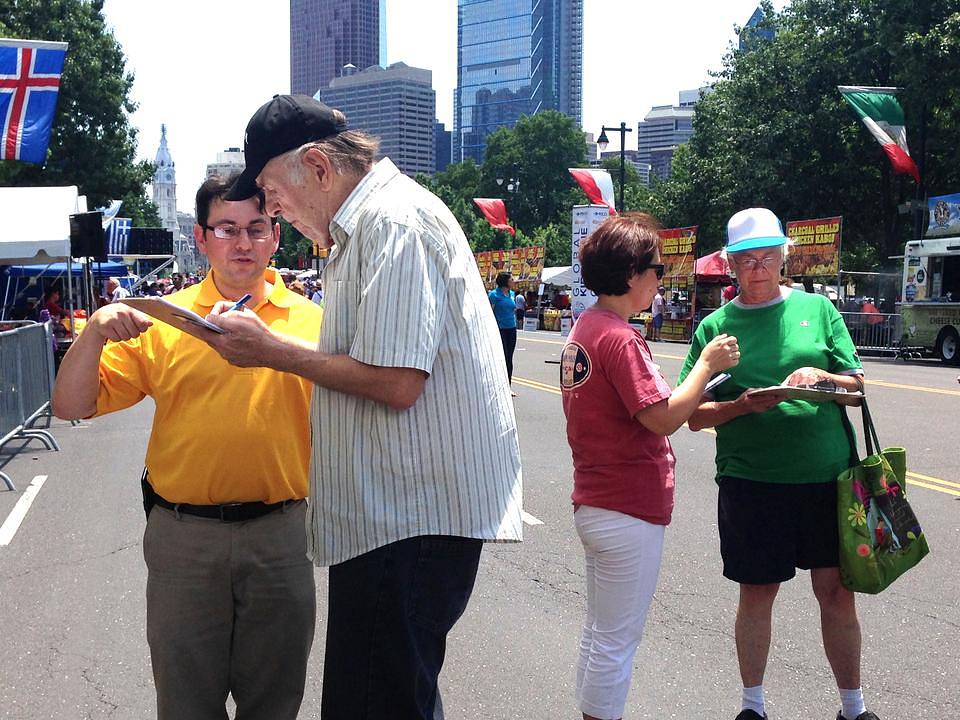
[228,293,252,313]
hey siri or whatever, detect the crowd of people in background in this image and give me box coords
[8,267,324,326]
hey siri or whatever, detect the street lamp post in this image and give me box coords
[597,122,633,212]
[496,163,520,194]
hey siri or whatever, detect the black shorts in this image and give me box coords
[717,476,839,585]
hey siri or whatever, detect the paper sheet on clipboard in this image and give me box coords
[746,384,864,406]
[120,297,224,339]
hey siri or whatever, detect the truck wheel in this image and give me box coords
[937,327,960,364]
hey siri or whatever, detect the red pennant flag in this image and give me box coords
[473,198,516,236]
[568,168,617,214]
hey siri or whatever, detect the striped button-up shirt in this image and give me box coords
[306,158,523,566]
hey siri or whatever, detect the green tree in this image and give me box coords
[275,219,312,269]
[0,0,158,221]
[532,222,571,267]
[649,0,960,267]
[480,110,587,233]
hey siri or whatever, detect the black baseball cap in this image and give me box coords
[226,94,348,201]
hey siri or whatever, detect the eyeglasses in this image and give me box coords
[203,222,273,241]
[646,264,665,280]
[733,254,782,271]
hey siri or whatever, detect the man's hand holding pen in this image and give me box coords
[204,299,277,368]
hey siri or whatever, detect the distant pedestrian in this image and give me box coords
[649,285,665,341]
[106,278,130,302]
[489,271,518,387]
[514,287,527,326]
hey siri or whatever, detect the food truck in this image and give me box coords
[900,236,960,363]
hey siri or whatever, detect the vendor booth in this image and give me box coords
[537,265,574,331]
[693,250,733,331]
[0,186,83,323]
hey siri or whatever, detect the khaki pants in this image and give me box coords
[143,501,316,720]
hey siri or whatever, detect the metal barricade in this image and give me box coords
[0,321,60,491]
[839,311,902,354]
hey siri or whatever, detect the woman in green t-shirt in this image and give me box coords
[678,208,876,720]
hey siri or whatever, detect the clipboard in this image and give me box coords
[746,384,864,406]
[121,297,224,339]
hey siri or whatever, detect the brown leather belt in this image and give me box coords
[153,494,297,522]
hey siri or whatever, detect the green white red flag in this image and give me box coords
[838,86,920,183]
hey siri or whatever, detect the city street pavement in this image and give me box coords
[1,329,958,719]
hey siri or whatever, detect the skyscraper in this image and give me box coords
[739,6,776,50]
[455,0,583,164]
[636,90,704,182]
[435,121,452,173]
[290,0,383,97]
[318,62,436,177]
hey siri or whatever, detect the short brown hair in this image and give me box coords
[580,213,662,296]
[196,172,266,227]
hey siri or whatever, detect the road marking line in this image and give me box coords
[519,334,688,360]
[520,338,960,395]
[0,474,47,547]
[908,479,960,497]
[514,377,561,395]
[907,471,960,489]
[521,510,544,526]
[865,379,960,397]
[515,375,959,497]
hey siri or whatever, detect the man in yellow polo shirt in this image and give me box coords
[51,174,323,720]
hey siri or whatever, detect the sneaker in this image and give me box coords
[736,711,767,720]
[836,713,880,720]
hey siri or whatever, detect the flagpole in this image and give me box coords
[914,103,927,242]
[597,123,633,213]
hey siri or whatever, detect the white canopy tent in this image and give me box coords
[1,186,85,321]
[542,265,574,288]
[0,186,82,264]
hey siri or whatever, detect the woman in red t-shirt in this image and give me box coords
[560,214,740,720]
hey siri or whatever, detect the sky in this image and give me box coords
[100,0,779,214]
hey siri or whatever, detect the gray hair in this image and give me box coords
[282,116,379,181]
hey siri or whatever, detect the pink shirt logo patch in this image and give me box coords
[560,342,591,389]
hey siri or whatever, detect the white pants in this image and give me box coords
[574,505,665,719]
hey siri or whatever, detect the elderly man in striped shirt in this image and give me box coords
[205,95,524,720]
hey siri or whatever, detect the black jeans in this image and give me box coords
[499,326,517,382]
[321,535,483,720]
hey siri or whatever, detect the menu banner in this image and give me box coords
[511,245,545,291]
[474,246,545,290]
[659,226,698,282]
[785,216,841,277]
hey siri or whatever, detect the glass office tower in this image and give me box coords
[455,0,582,164]
[290,0,383,97]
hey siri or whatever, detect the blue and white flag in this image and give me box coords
[0,38,69,164]
[107,217,132,255]
[98,200,123,229]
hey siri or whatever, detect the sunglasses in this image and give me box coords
[646,264,665,280]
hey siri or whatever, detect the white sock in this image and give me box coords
[741,685,765,716]
[839,687,865,720]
